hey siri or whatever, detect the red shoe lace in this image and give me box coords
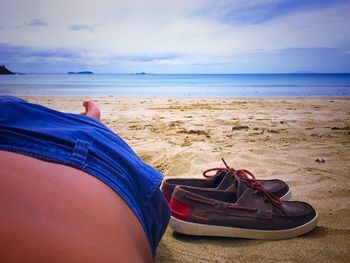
[203,158,283,206]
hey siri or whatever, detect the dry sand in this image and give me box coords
[24,96,350,262]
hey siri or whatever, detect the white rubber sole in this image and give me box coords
[280,188,292,201]
[169,212,318,239]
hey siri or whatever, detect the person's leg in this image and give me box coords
[0,151,152,263]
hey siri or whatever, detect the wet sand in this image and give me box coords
[24,97,350,262]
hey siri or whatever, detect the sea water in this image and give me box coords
[0,73,349,97]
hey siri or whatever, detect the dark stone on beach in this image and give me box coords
[187,129,210,138]
[232,125,249,131]
[331,126,349,130]
[268,129,279,134]
[178,129,210,138]
[0,65,15,75]
[68,71,94,74]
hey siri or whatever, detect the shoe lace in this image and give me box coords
[203,158,283,206]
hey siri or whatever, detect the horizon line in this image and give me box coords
[7,72,350,75]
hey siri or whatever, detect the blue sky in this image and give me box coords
[0,0,349,73]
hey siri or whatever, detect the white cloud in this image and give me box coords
[68,24,95,33]
[26,18,48,27]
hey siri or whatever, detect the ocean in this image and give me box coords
[0,73,350,97]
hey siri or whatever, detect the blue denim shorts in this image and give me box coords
[0,96,170,256]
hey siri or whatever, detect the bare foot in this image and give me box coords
[81,101,101,120]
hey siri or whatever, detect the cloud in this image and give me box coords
[0,43,82,58]
[68,24,95,33]
[27,18,48,27]
[111,53,184,62]
[191,0,349,25]
[1,42,349,73]
[0,43,86,73]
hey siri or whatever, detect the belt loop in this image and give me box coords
[69,139,91,168]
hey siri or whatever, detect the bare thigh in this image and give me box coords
[0,151,152,263]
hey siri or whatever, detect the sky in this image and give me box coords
[0,0,350,73]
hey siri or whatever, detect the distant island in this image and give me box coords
[0,65,15,75]
[67,71,94,75]
[130,72,149,75]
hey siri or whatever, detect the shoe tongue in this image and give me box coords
[208,170,226,183]
[236,179,251,198]
[217,171,236,190]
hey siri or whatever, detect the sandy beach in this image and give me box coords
[24,96,350,262]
